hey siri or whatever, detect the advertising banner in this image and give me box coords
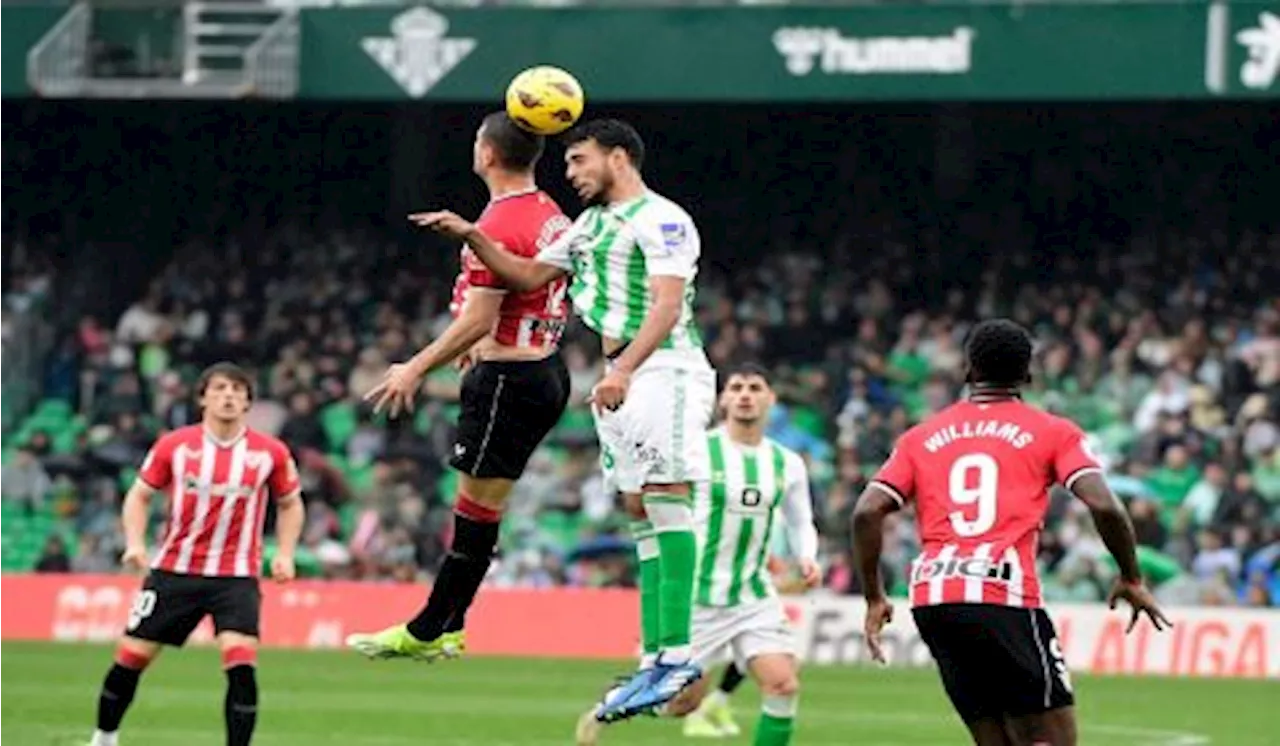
[3,575,1277,678]
[296,2,1280,101]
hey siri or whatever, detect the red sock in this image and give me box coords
[454,493,502,523]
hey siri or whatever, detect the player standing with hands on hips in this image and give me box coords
[853,319,1171,746]
[86,362,305,746]
[414,118,717,722]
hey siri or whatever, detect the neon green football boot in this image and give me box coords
[699,692,741,737]
[345,624,448,661]
[439,630,467,658]
[681,709,725,738]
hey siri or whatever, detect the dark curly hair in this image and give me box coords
[964,319,1034,387]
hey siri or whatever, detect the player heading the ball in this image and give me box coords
[414,118,716,722]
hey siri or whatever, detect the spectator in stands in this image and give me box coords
[2,445,52,513]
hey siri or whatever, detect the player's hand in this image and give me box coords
[588,369,631,412]
[408,210,476,240]
[364,362,425,418]
[121,545,148,573]
[271,553,296,584]
[863,596,894,665]
[798,559,822,589]
[1107,578,1173,633]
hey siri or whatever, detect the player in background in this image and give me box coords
[680,556,811,738]
[576,364,820,746]
[347,112,572,661]
[415,119,716,720]
[852,319,1171,746]
[86,362,304,746]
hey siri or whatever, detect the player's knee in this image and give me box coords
[116,639,158,671]
[664,688,703,717]
[761,674,799,699]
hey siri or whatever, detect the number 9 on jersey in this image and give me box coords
[948,453,999,537]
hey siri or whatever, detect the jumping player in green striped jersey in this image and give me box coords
[576,363,820,746]
[415,119,717,721]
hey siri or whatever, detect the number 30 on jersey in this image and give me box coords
[948,453,999,537]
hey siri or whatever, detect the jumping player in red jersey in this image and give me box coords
[852,319,1171,746]
[86,362,305,746]
[347,112,572,661]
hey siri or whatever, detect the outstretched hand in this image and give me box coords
[408,211,476,240]
[863,596,895,664]
[1107,578,1173,633]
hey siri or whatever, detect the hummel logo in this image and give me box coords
[454,443,466,457]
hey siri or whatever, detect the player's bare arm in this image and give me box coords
[120,478,157,571]
[852,486,901,663]
[365,289,504,417]
[1069,472,1172,631]
[591,275,685,411]
[272,488,305,583]
[409,211,566,292]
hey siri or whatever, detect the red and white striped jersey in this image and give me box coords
[139,425,300,578]
[448,189,572,349]
[871,400,1102,609]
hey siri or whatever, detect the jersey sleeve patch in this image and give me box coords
[658,222,688,254]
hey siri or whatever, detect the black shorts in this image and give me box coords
[450,354,571,480]
[913,604,1075,723]
[125,570,262,646]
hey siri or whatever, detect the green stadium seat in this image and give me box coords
[52,426,80,454]
[338,502,360,540]
[343,462,375,496]
[33,399,73,420]
[320,402,358,451]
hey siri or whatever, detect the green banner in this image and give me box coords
[5,2,1278,100]
[2,5,67,97]
[299,2,1280,101]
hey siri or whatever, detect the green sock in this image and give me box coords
[753,713,794,746]
[644,495,696,652]
[630,520,661,660]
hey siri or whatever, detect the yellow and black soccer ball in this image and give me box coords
[505,66,585,136]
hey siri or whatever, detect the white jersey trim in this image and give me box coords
[868,480,906,507]
[1063,466,1103,491]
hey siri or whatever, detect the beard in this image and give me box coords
[579,169,615,207]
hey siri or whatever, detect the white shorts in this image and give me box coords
[691,598,796,672]
[595,349,716,494]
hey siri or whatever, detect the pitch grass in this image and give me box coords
[1,642,1271,745]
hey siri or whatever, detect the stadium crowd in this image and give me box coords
[3,101,1277,607]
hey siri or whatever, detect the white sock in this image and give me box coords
[91,730,119,746]
[640,652,658,669]
[762,694,798,718]
[659,645,692,664]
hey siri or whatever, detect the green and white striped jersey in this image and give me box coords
[535,192,702,350]
[694,428,819,608]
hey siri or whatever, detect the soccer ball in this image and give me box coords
[505,66,585,136]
